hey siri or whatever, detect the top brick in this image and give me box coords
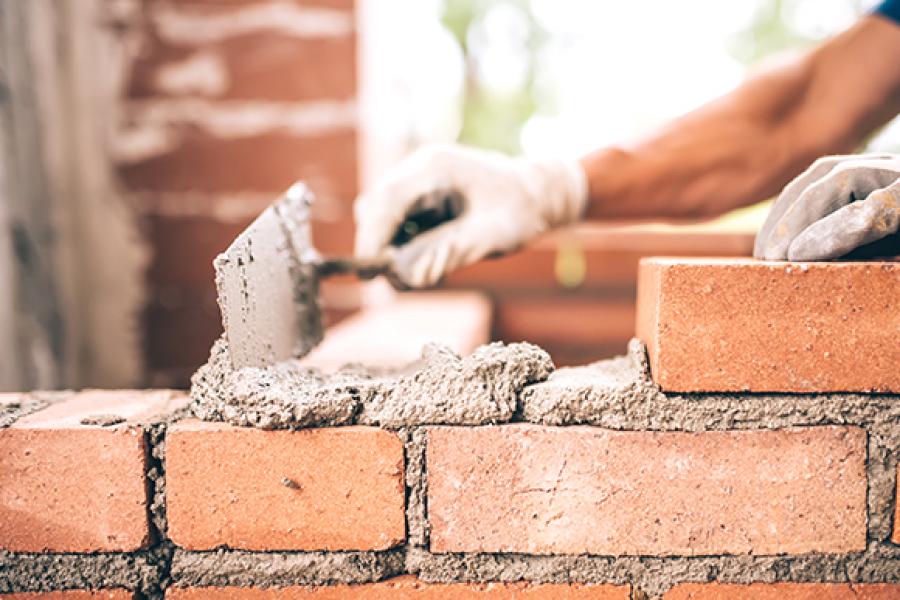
[636,257,899,393]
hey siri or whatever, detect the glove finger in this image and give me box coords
[755,155,853,258]
[354,147,459,260]
[758,162,900,260]
[787,182,900,261]
[753,154,896,258]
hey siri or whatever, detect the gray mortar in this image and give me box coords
[401,428,429,547]
[170,549,405,587]
[191,338,553,429]
[408,547,900,598]
[0,390,72,428]
[0,550,166,594]
[523,339,900,447]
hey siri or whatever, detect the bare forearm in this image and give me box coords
[581,15,900,220]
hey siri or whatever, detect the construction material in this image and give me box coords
[427,424,866,556]
[166,422,404,551]
[191,338,553,429]
[636,257,899,392]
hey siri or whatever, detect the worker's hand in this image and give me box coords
[354,144,587,287]
[754,153,900,260]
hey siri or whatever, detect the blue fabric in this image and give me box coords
[875,0,900,23]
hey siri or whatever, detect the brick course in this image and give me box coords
[166,577,630,598]
[1,593,134,599]
[427,424,867,556]
[664,583,900,599]
[166,421,405,551]
[636,257,900,392]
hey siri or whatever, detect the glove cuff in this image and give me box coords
[526,157,589,228]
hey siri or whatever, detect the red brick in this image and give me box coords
[446,226,754,291]
[427,424,866,556]
[1,592,135,599]
[894,465,900,545]
[664,583,900,599]
[166,422,405,551]
[128,32,356,102]
[166,577,629,598]
[302,292,491,371]
[494,298,635,348]
[118,129,357,197]
[636,257,900,393]
[0,390,187,552]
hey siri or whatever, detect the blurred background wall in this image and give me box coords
[0,0,896,391]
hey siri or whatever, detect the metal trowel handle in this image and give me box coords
[390,188,465,247]
[315,256,391,280]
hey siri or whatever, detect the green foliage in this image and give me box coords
[440,0,546,154]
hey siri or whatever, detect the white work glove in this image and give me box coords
[754,153,900,260]
[354,144,588,287]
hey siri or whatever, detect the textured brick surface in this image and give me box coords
[428,424,866,556]
[0,390,185,553]
[1,592,135,599]
[166,577,629,598]
[636,257,900,392]
[118,129,357,197]
[664,583,900,599]
[166,422,405,551]
[128,33,356,102]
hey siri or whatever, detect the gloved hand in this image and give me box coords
[354,144,588,287]
[754,153,900,260]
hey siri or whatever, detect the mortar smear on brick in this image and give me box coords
[190,338,553,429]
[0,391,72,429]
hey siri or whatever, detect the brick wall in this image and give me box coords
[114,0,360,387]
[3,252,898,600]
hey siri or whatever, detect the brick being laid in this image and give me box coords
[427,424,867,556]
[636,257,899,393]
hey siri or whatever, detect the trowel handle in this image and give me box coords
[316,257,391,280]
[390,189,465,247]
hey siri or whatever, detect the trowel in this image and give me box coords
[213,181,462,370]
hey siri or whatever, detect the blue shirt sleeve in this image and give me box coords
[875,0,900,23]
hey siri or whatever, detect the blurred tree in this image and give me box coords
[440,0,546,154]
[728,0,865,64]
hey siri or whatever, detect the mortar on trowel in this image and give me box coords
[214,181,462,370]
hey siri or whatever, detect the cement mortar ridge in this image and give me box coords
[170,548,406,588]
[190,337,554,429]
[408,546,900,598]
[0,549,168,595]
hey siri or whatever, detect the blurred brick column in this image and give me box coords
[114,0,359,386]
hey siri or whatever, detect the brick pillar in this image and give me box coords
[116,0,359,386]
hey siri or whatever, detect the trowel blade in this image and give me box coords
[213,182,324,369]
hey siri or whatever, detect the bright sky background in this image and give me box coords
[361,0,897,178]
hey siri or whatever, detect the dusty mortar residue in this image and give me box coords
[0,391,73,428]
[190,337,553,429]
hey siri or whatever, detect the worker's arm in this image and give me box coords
[581,14,900,220]
[355,12,900,288]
